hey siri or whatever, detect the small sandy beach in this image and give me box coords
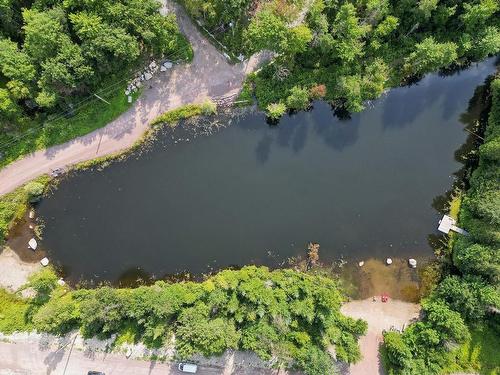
[0,247,41,291]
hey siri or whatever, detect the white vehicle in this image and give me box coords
[178,363,197,373]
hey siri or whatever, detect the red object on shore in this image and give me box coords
[381,293,389,302]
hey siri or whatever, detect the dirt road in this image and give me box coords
[0,1,269,197]
[341,298,421,375]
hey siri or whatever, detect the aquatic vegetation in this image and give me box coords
[151,100,217,127]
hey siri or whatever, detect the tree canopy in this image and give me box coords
[0,0,191,128]
[3,266,367,375]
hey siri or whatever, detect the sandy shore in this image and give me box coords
[0,247,41,291]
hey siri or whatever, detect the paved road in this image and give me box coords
[0,341,290,375]
[0,1,269,197]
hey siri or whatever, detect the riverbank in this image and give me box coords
[0,0,271,197]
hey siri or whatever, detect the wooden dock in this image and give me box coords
[438,215,469,235]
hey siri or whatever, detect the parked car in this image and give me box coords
[178,363,198,373]
[87,372,105,375]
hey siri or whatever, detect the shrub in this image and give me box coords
[23,181,45,203]
[266,102,286,120]
[286,86,310,110]
[200,99,217,115]
[384,331,413,369]
[151,101,217,127]
[309,84,327,99]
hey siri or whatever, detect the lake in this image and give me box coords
[36,58,497,284]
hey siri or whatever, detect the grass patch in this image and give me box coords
[0,289,32,333]
[446,191,463,253]
[115,321,140,346]
[0,79,140,169]
[235,76,255,107]
[0,175,50,244]
[443,324,500,375]
[449,192,462,220]
[151,100,217,127]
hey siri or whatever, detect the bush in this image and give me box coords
[266,102,287,120]
[33,293,79,334]
[309,84,327,99]
[383,331,413,370]
[200,99,217,115]
[286,86,310,110]
[151,101,217,127]
[23,181,45,203]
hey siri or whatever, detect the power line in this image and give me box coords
[0,45,190,151]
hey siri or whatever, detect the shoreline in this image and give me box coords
[0,0,271,197]
[0,297,420,375]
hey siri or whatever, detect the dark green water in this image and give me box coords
[37,59,497,284]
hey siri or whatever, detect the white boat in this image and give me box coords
[28,238,37,250]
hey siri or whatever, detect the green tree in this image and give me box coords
[418,0,439,20]
[337,75,363,112]
[33,293,79,334]
[453,240,500,283]
[22,8,65,62]
[432,276,500,322]
[362,59,389,100]
[23,181,45,203]
[176,302,240,357]
[39,38,93,95]
[0,38,36,84]
[0,88,21,123]
[286,86,310,110]
[383,331,413,370]
[404,37,458,76]
[331,3,368,64]
[27,268,58,305]
[244,10,287,53]
[461,0,499,33]
[266,102,286,120]
[77,287,127,337]
[282,25,313,55]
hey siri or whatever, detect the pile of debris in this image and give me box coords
[125,60,174,96]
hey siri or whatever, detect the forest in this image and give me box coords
[0,266,366,375]
[382,77,500,374]
[0,0,192,165]
[181,0,500,117]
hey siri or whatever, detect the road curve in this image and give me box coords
[0,1,268,197]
